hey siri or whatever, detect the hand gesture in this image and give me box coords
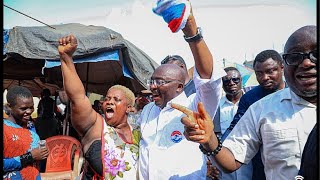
[30,147,49,161]
[171,102,214,144]
[58,34,78,57]
[207,159,221,180]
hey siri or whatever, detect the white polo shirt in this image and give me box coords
[223,88,316,180]
[219,95,241,134]
[138,65,225,179]
[216,92,253,180]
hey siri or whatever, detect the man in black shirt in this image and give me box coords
[35,88,59,140]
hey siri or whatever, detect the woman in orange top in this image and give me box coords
[3,86,49,180]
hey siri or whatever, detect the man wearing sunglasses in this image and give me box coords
[282,26,317,180]
[220,67,244,137]
[207,67,253,180]
[137,2,226,179]
[179,25,317,180]
[222,49,286,140]
[221,49,286,180]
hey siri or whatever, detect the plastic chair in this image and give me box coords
[40,135,83,180]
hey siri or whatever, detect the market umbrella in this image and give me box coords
[3,53,60,96]
[3,78,60,97]
[3,53,45,80]
[242,72,259,87]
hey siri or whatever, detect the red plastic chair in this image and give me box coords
[41,135,83,180]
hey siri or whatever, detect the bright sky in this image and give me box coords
[3,0,316,68]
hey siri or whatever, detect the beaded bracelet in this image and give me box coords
[20,152,34,167]
[199,137,222,156]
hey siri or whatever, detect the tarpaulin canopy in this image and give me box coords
[3,52,59,96]
[4,23,159,95]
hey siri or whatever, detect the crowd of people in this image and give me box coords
[3,1,317,180]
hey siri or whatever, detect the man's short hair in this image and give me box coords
[7,86,33,106]
[224,67,240,73]
[161,55,187,68]
[253,50,283,67]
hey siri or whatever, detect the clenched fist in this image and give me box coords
[58,34,78,57]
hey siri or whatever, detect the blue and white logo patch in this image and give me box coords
[171,130,182,143]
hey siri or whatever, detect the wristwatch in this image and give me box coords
[184,27,203,43]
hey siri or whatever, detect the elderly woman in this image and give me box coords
[58,35,140,179]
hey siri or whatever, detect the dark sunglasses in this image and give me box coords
[222,77,241,84]
[282,50,317,66]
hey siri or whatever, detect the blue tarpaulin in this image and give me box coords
[44,50,134,79]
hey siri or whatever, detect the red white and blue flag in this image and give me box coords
[153,0,191,33]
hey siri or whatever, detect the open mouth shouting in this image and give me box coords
[105,107,115,119]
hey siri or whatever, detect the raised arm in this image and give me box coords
[153,1,213,79]
[171,102,242,173]
[182,8,213,79]
[58,35,97,136]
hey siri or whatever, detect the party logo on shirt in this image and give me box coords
[295,175,304,180]
[171,130,182,143]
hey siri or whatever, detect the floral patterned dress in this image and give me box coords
[101,120,141,180]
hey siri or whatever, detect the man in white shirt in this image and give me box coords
[209,67,252,180]
[137,2,225,179]
[174,25,317,180]
[219,67,244,134]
